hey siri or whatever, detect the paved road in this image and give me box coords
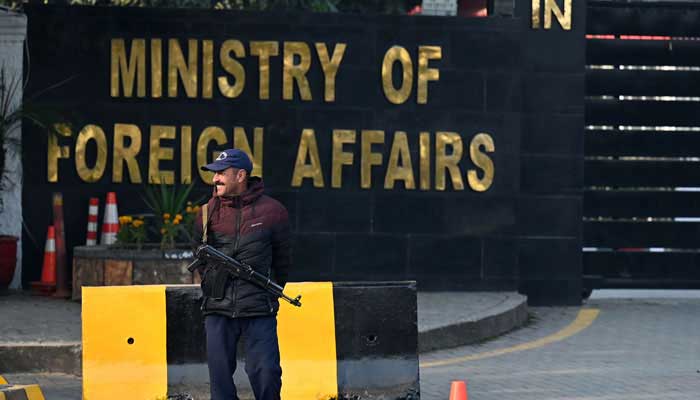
[6,290,700,399]
[420,292,700,400]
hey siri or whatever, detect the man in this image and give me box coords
[193,148,290,400]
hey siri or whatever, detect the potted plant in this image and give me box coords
[0,65,71,291]
[70,182,205,300]
[141,181,201,250]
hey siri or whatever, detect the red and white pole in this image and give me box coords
[86,197,99,246]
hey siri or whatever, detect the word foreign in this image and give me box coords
[48,124,494,192]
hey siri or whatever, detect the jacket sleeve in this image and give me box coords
[271,205,291,287]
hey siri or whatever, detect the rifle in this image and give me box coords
[187,244,302,307]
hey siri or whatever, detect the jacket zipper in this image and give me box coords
[232,207,242,318]
[234,207,242,252]
[266,267,273,312]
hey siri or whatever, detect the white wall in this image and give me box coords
[0,10,27,289]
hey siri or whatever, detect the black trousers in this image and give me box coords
[205,314,282,400]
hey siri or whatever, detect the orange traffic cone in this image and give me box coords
[449,380,467,400]
[101,192,119,245]
[30,226,57,295]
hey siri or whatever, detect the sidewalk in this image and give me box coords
[0,290,527,376]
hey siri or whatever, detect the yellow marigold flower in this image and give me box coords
[173,219,180,225]
[175,214,183,220]
[163,213,171,220]
[132,220,143,228]
[125,216,133,223]
[193,205,200,212]
[186,206,193,213]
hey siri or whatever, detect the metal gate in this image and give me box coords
[584,0,700,290]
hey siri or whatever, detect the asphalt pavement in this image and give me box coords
[7,289,699,400]
[419,289,700,400]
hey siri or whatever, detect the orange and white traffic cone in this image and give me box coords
[449,380,467,400]
[30,226,56,295]
[100,192,119,245]
[86,197,99,246]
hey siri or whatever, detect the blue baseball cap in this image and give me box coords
[200,149,253,174]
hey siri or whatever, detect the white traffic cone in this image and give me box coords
[100,192,119,245]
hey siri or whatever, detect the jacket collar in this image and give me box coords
[219,177,264,208]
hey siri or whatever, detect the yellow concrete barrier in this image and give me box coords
[82,282,418,399]
[0,384,45,400]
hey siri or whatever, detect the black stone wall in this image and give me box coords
[21,1,584,305]
[515,0,586,305]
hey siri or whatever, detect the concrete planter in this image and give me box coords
[72,245,198,301]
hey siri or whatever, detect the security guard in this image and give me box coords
[194,149,290,400]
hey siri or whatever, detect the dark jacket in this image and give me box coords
[194,177,291,318]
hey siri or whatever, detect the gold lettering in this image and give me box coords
[151,39,163,98]
[75,125,107,183]
[468,133,495,192]
[361,130,384,189]
[315,42,346,102]
[419,132,430,191]
[250,41,279,100]
[202,40,214,99]
[233,127,264,177]
[149,125,176,184]
[168,39,198,98]
[532,0,541,28]
[291,129,324,187]
[111,38,145,98]
[332,129,356,188]
[545,0,572,30]
[181,126,192,184]
[283,42,312,101]
[113,123,142,183]
[381,46,413,105]
[435,132,464,191]
[47,123,71,183]
[384,131,415,190]
[197,126,228,183]
[417,46,441,104]
[218,40,246,98]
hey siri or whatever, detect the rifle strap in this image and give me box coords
[202,203,208,244]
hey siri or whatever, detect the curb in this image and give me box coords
[418,293,528,353]
[0,343,81,376]
[0,294,527,374]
